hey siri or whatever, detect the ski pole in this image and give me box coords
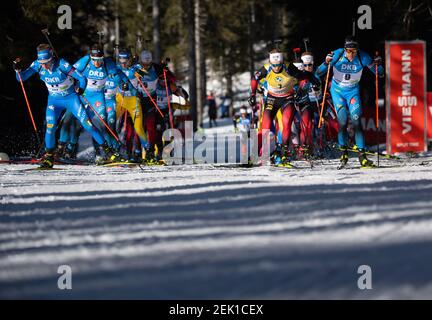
[80,95,121,143]
[15,67,42,149]
[312,90,326,153]
[318,55,332,128]
[41,29,59,58]
[135,76,165,118]
[375,51,380,167]
[163,69,174,129]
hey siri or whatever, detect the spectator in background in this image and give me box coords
[207,91,218,128]
[220,94,232,118]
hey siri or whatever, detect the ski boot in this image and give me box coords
[55,142,67,160]
[338,147,349,169]
[63,143,77,160]
[129,150,143,164]
[153,152,166,166]
[100,142,122,164]
[40,151,54,169]
[359,151,375,168]
[298,145,313,161]
[144,147,156,165]
[340,147,349,164]
[278,145,295,168]
[270,144,283,165]
[64,143,78,160]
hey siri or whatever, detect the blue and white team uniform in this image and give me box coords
[316,48,384,150]
[16,50,105,153]
[73,54,127,150]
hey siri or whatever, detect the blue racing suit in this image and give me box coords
[16,58,105,152]
[104,72,123,145]
[59,110,82,150]
[73,55,127,150]
[316,48,384,150]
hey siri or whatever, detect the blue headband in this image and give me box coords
[119,52,130,59]
[37,49,53,63]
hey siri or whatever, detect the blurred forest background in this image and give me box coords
[0,0,431,155]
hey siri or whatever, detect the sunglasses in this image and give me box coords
[345,49,358,54]
[91,57,104,61]
[271,63,283,68]
[303,64,314,67]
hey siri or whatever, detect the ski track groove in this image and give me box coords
[0,158,432,299]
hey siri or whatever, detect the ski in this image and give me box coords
[23,167,65,171]
[100,161,141,168]
[347,147,401,160]
[272,163,300,170]
[142,160,167,167]
[55,158,93,166]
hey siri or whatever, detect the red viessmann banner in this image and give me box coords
[386,41,427,154]
[428,92,432,141]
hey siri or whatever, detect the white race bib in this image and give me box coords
[86,78,107,91]
[45,76,74,94]
[333,67,363,87]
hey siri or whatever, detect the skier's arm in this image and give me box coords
[316,62,329,77]
[60,59,87,90]
[154,63,177,84]
[107,59,129,88]
[250,67,268,96]
[16,61,39,82]
[288,63,321,87]
[73,55,89,73]
[362,51,385,78]
[316,48,341,77]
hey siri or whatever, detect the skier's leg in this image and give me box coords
[84,93,111,157]
[258,107,274,156]
[347,89,373,166]
[64,117,81,160]
[300,105,313,150]
[331,87,349,148]
[281,104,295,147]
[126,97,148,148]
[40,97,67,168]
[106,99,119,150]
[144,111,157,161]
[45,97,66,152]
[275,109,283,145]
[57,110,73,157]
[347,90,365,150]
[58,111,73,145]
[68,94,105,145]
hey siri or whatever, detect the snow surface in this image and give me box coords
[1,121,432,299]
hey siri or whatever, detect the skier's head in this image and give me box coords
[344,36,359,61]
[90,44,104,68]
[140,50,152,69]
[36,44,54,69]
[301,52,314,72]
[269,49,284,73]
[118,48,132,68]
